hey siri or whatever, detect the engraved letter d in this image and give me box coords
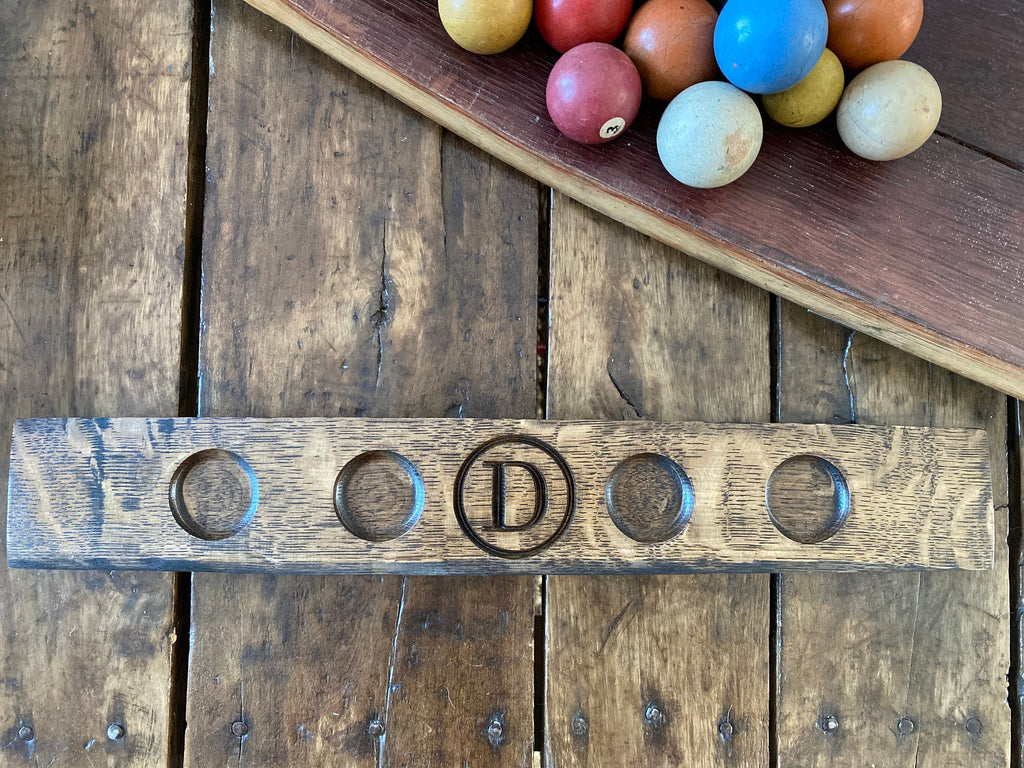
[483,461,548,531]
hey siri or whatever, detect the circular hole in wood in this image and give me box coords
[766,455,850,544]
[169,449,258,540]
[334,450,424,541]
[605,453,693,543]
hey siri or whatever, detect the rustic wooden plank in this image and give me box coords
[184,2,537,765]
[232,0,1024,403]
[0,0,191,764]
[544,195,771,765]
[7,417,996,573]
[1015,400,1023,768]
[906,0,1024,166]
[776,304,1010,766]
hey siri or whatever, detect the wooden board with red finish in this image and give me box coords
[236,0,1024,402]
[906,0,1024,166]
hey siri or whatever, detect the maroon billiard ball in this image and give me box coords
[546,42,643,144]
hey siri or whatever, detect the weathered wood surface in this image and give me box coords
[236,0,1024,403]
[8,417,996,573]
[183,2,537,765]
[544,195,771,765]
[3,0,1019,764]
[775,304,1011,766]
[0,0,191,765]
[906,0,1024,166]
[1016,400,1023,768]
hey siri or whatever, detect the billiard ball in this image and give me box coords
[837,60,941,161]
[622,0,720,101]
[714,0,828,94]
[546,42,643,143]
[438,0,533,54]
[825,0,924,71]
[657,80,763,187]
[535,0,633,53]
[762,48,845,127]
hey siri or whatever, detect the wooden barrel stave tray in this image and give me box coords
[242,0,1024,397]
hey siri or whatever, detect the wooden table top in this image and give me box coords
[0,1,1017,767]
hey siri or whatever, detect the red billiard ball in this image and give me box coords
[535,0,634,54]
[546,42,643,144]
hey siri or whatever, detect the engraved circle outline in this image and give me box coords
[169,448,259,541]
[454,434,576,559]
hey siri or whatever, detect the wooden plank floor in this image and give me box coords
[0,1,192,765]
[0,2,1019,767]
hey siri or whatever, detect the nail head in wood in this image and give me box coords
[106,722,125,742]
[644,703,666,730]
[570,712,589,740]
[896,716,915,738]
[230,720,248,738]
[965,716,982,737]
[821,714,839,735]
[486,713,505,747]
[17,725,34,742]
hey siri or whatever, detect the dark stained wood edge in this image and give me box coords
[239,0,1024,402]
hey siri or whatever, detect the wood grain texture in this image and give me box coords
[7,417,996,573]
[544,195,770,766]
[906,0,1024,166]
[775,304,1011,766]
[0,0,190,764]
[1016,399,1023,768]
[234,0,1024,403]
[184,2,537,765]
